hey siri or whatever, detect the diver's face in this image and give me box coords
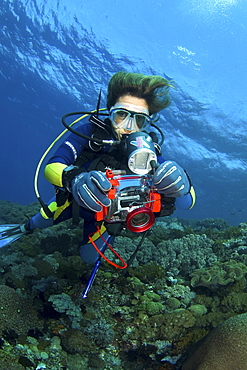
[109,95,150,139]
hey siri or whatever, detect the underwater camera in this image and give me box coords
[95,170,161,233]
[94,131,162,233]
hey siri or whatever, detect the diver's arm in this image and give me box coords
[176,185,196,209]
[44,163,68,187]
[44,122,93,187]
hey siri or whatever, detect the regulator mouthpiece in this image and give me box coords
[126,132,157,175]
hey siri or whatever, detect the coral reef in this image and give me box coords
[181,313,247,370]
[48,293,83,329]
[156,234,217,276]
[190,260,247,288]
[0,285,43,336]
[0,200,247,369]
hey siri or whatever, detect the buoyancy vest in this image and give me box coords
[56,118,176,221]
[74,118,162,173]
[74,118,131,173]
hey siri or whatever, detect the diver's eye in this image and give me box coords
[135,114,146,127]
[115,110,129,121]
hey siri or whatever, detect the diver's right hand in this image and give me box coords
[71,171,111,212]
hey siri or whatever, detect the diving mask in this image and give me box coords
[109,102,151,132]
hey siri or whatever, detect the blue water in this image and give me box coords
[0,0,246,225]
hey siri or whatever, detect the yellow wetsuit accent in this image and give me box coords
[42,163,73,221]
[40,201,58,219]
[44,163,67,187]
[40,199,72,220]
[88,223,107,243]
[189,186,196,209]
[53,199,72,220]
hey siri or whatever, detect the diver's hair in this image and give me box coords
[106,71,172,114]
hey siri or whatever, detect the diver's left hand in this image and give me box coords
[153,161,190,197]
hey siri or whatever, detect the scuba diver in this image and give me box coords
[0,71,196,275]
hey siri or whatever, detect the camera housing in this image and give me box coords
[95,170,161,233]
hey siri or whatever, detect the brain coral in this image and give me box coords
[182,313,247,370]
[0,285,43,335]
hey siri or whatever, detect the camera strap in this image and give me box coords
[88,226,128,269]
[122,230,148,275]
